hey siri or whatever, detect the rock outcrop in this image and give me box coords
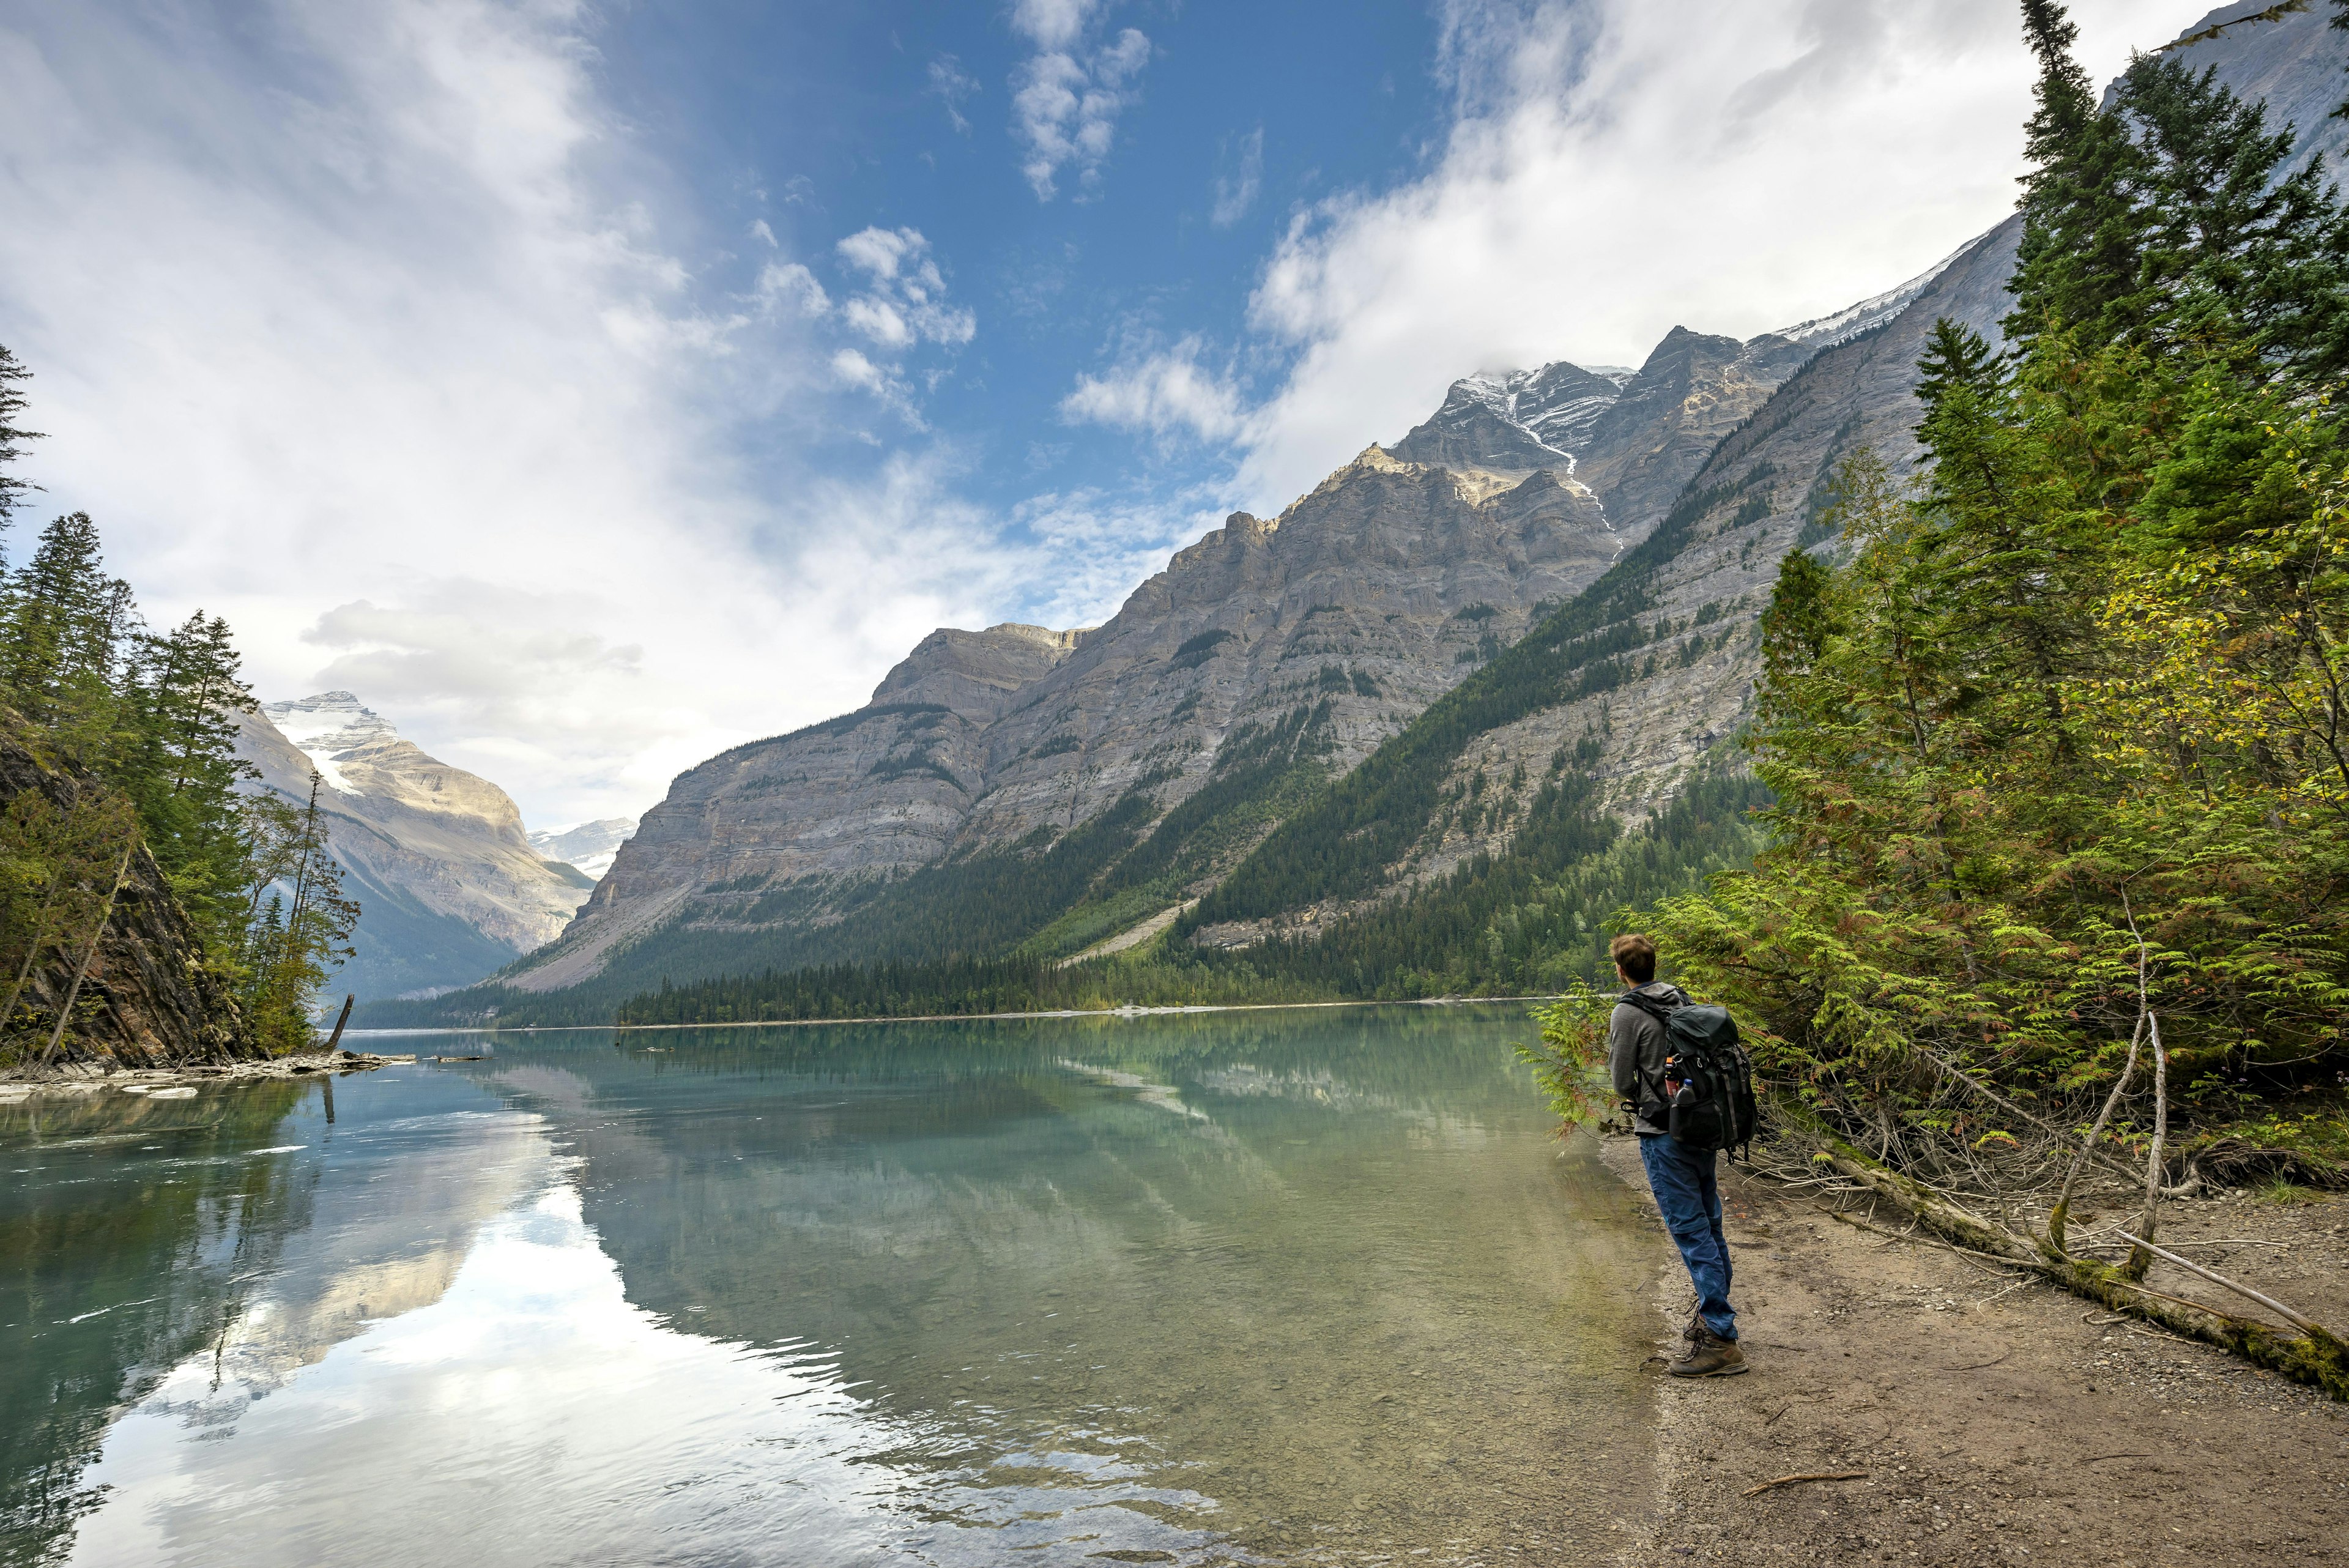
[0,735,256,1069]
[238,695,590,999]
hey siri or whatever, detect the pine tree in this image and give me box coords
[0,511,134,734]
[0,344,39,535]
[2007,1,2151,349]
[117,611,259,939]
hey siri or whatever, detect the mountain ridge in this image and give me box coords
[237,696,589,999]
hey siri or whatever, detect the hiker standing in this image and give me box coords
[1606,932,1748,1378]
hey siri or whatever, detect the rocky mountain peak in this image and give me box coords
[870,620,1096,716]
[1384,362,1620,477]
[529,817,640,880]
[260,691,399,795]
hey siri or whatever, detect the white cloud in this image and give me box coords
[831,348,886,390]
[1011,0,1094,53]
[836,225,918,280]
[1061,337,1248,445]
[755,259,828,314]
[1008,1,1152,200]
[1013,488,1231,631]
[0,0,1008,826]
[926,54,979,135]
[1227,0,2217,510]
[1211,127,1264,229]
[831,227,976,360]
[844,296,913,347]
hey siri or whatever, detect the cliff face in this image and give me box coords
[505,311,1819,997]
[237,695,589,999]
[1188,218,2030,947]
[0,737,255,1068]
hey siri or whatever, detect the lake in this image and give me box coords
[1,1005,1660,1567]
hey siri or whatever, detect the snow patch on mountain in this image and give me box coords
[260,691,398,795]
[1773,239,1981,349]
[529,817,639,880]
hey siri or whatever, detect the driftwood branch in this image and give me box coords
[324,994,354,1052]
[1907,1041,2149,1189]
[37,841,135,1070]
[2114,1230,2333,1339]
[2049,1012,2142,1250]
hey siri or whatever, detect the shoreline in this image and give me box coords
[0,1048,410,1095]
[346,992,1568,1036]
[1592,1133,2347,1564]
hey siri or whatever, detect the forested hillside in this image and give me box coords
[1652,4,2349,1150]
[0,347,354,1066]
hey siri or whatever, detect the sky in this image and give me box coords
[0,0,2229,830]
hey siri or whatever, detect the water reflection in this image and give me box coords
[4,1007,1657,1566]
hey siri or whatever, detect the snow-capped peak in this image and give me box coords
[1771,237,1982,349]
[261,691,397,795]
[527,817,639,879]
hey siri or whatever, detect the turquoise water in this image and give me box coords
[1,1006,1658,1566]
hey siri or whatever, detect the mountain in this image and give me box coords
[384,0,2349,1022]
[529,819,639,880]
[468,318,1816,1006]
[237,694,590,1000]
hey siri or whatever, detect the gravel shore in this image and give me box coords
[1598,1134,2348,1566]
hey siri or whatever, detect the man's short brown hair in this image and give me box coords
[1609,932,1657,985]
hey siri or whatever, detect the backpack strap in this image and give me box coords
[1616,989,1681,1118]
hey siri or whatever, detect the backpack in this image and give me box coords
[1621,989,1759,1159]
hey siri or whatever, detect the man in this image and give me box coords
[1606,932,1746,1378]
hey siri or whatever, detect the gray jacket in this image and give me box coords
[1608,980,1689,1136]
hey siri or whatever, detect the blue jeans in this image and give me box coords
[1639,1133,1736,1340]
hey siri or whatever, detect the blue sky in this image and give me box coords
[0,0,2221,827]
[590,0,1455,529]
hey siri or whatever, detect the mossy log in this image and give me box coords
[1816,1135,2349,1402]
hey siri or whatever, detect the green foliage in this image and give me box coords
[365,944,1338,1030]
[0,345,357,1057]
[232,781,358,1051]
[1513,983,1616,1133]
[1641,10,2349,1162]
[2012,7,2349,383]
[0,343,37,530]
[1170,628,1236,668]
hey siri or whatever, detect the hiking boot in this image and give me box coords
[1668,1327,1748,1378]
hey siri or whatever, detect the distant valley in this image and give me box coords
[238,694,631,1000]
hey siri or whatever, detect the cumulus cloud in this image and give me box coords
[755,259,828,315]
[833,226,976,354]
[1228,0,2216,509]
[1061,337,1249,445]
[0,0,1006,825]
[1008,0,1152,200]
[1210,127,1264,229]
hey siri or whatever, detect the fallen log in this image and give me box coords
[1813,1134,2349,1402]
